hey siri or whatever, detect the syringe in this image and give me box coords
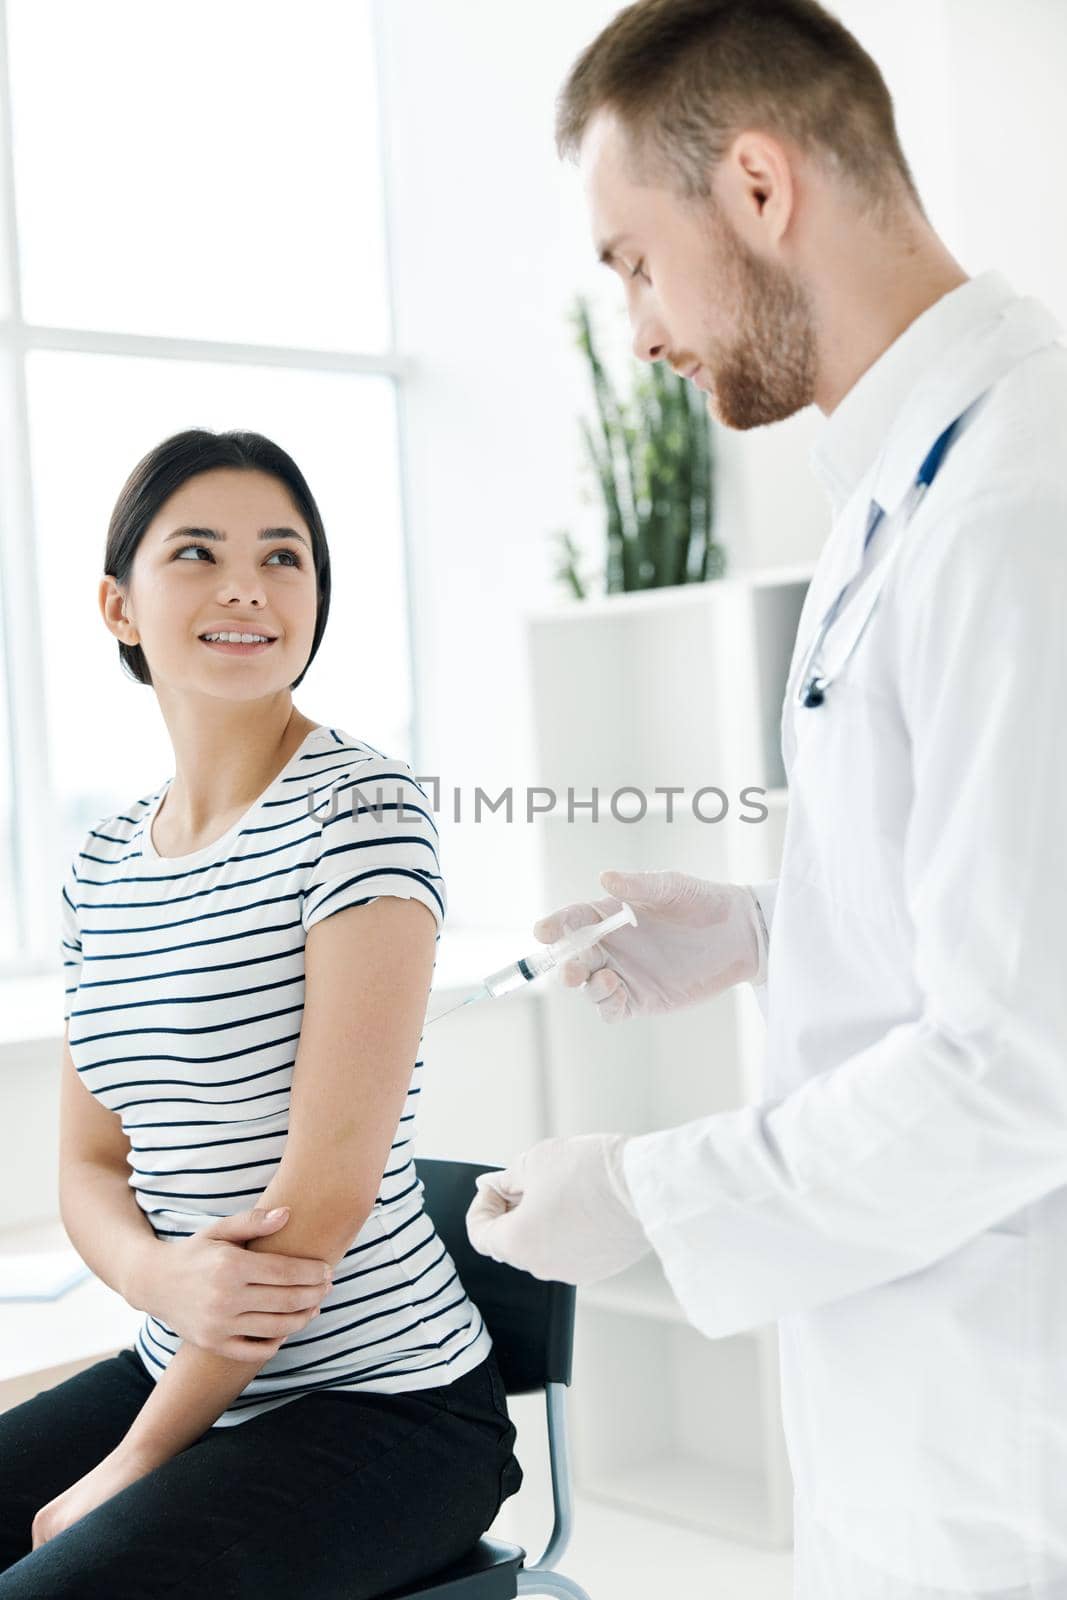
[426,902,638,1025]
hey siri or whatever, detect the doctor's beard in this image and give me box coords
[699,205,818,430]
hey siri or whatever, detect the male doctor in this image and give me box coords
[465,1,1067,1595]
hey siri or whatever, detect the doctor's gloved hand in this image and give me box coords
[465,1134,652,1285]
[532,869,768,1023]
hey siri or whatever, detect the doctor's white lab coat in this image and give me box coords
[622,271,1067,1599]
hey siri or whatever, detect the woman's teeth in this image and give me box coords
[201,632,273,643]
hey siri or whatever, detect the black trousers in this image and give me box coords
[0,1344,523,1599]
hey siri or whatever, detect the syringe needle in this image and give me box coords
[425,984,490,1026]
[426,998,467,1025]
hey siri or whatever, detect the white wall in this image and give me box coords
[375,0,617,931]
[375,0,1067,930]
[941,0,1067,325]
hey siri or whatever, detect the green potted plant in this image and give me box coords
[554,295,726,599]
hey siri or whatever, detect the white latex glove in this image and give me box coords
[465,1134,652,1285]
[531,869,768,1023]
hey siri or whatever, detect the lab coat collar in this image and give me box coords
[868,289,1063,520]
[809,270,1021,516]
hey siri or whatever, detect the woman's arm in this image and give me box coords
[116,894,438,1468]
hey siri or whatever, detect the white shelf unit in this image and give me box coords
[525,569,811,1549]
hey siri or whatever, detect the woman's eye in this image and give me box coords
[629,260,647,282]
[173,544,302,568]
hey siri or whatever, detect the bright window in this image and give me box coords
[0,0,410,978]
[6,0,390,352]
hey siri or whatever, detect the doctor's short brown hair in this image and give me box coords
[555,0,922,220]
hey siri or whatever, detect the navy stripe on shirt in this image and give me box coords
[60,725,492,1425]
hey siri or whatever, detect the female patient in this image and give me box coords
[0,428,522,1598]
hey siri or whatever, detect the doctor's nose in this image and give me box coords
[631,315,669,364]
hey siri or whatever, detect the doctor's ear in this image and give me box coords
[714,130,796,249]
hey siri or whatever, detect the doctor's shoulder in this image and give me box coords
[966,337,1067,500]
[899,367,1067,588]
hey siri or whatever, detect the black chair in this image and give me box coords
[379,1159,592,1600]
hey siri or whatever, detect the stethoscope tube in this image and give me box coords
[797,415,964,710]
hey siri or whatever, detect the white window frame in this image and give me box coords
[0,0,419,984]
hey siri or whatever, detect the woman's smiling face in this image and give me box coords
[111,466,319,703]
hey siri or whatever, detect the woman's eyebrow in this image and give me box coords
[163,525,312,551]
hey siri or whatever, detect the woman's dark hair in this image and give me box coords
[104,428,332,691]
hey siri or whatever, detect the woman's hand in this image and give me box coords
[31,1442,157,1550]
[142,1206,333,1360]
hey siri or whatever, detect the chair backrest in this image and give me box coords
[415,1158,576,1396]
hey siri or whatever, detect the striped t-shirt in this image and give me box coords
[60,723,492,1426]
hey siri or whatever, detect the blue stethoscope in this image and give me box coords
[797,414,964,709]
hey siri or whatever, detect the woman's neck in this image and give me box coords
[155,704,319,842]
